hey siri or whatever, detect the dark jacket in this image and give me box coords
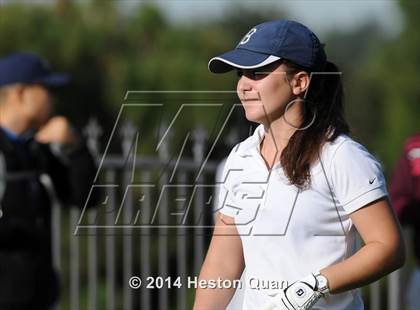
[390,134,420,265]
[0,128,97,309]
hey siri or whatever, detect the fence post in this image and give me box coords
[157,122,170,310]
[83,117,103,310]
[120,121,137,310]
[70,208,80,310]
[388,269,402,310]
[84,117,103,156]
[192,124,207,275]
[106,170,117,310]
[44,173,61,310]
[141,171,152,310]
[177,172,188,310]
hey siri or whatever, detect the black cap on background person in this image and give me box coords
[0,52,74,137]
[0,52,70,88]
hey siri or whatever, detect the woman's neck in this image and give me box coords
[260,97,304,162]
[260,117,299,169]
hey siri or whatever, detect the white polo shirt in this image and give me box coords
[217,124,388,310]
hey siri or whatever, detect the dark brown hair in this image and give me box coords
[280,60,350,188]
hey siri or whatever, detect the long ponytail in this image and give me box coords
[280,60,350,188]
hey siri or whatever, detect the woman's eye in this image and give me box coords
[251,71,267,79]
[236,70,267,80]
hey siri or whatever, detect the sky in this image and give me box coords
[123,0,404,37]
[0,0,404,37]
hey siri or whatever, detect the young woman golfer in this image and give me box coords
[194,20,405,310]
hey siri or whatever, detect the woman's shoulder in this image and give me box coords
[319,134,388,214]
[321,134,381,169]
[333,134,373,156]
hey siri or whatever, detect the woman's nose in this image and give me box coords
[237,76,253,95]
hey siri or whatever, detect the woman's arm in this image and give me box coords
[320,197,406,294]
[193,212,245,310]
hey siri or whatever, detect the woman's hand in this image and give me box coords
[35,116,78,145]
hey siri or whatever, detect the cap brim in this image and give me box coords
[33,73,71,87]
[208,49,281,73]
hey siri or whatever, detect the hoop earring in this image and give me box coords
[283,98,317,131]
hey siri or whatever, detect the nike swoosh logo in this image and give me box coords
[369,178,376,184]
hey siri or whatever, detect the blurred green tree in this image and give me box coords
[354,0,420,172]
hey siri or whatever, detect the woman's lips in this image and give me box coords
[239,97,261,102]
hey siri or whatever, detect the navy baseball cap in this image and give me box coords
[208,20,327,73]
[0,52,70,88]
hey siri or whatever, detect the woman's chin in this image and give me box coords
[244,109,267,123]
[244,106,265,123]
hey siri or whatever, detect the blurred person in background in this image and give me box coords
[0,52,97,310]
[390,133,420,310]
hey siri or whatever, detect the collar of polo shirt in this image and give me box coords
[235,124,265,157]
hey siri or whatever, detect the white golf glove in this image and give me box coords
[262,273,328,310]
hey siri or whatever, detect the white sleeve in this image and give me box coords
[214,149,241,218]
[329,139,388,214]
[216,183,240,218]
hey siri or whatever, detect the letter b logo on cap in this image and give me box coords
[239,28,257,45]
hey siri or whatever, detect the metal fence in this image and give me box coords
[52,118,219,310]
[50,118,413,310]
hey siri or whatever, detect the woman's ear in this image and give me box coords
[291,71,310,96]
